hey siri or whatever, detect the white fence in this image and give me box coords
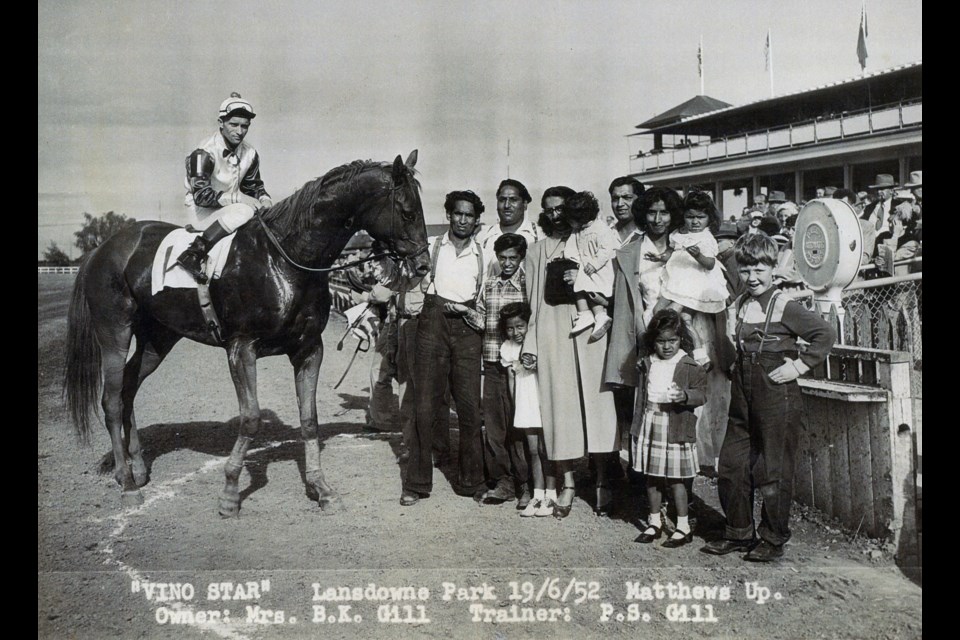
[38,266,80,274]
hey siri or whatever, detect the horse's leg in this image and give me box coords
[219,339,260,517]
[121,327,181,487]
[291,346,342,512]
[97,328,141,506]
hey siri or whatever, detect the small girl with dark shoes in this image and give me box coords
[633,309,707,547]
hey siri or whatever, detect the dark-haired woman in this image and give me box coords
[521,187,618,518]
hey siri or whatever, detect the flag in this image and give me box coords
[764,30,771,71]
[857,4,869,71]
[698,38,703,78]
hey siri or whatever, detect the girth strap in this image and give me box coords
[196,277,224,345]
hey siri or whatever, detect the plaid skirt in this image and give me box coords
[632,406,699,479]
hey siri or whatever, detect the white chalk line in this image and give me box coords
[89,439,298,640]
[86,432,394,638]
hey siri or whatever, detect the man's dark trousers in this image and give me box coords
[482,362,529,493]
[403,295,485,495]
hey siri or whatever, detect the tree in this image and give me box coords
[42,241,72,266]
[74,211,137,255]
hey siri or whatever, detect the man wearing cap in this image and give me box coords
[861,174,897,236]
[177,92,273,281]
[765,190,787,217]
[904,171,922,223]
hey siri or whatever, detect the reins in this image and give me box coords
[254,178,427,274]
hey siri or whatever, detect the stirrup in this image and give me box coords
[176,239,210,284]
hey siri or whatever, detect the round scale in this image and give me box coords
[794,198,863,292]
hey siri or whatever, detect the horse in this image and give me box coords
[64,151,430,515]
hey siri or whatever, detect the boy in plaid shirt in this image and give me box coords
[466,233,531,505]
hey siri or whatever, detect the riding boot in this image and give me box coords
[176,220,232,284]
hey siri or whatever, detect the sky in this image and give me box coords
[38,0,922,259]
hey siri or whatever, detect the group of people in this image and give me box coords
[177,94,841,562]
[357,177,837,562]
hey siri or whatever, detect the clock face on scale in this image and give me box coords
[794,199,863,292]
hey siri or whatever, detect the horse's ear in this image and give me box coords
[405,149,418,170]
[392,154,404,183]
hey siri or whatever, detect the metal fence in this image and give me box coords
[792,273,922,364]
[843,275,922,363]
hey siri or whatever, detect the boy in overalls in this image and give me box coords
[702,233,836,561]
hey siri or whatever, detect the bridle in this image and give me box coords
[254,172,428,275]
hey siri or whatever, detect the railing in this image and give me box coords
[792,272,921,561]
[789,272,922,364]
[37,266,80,274]
[632,99,922,174]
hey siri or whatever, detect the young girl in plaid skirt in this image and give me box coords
[633,309,707,547]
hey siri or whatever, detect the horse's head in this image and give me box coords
[359,150,430,276]
[258,153,431,275]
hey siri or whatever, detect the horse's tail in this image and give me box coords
[63,257,102,444]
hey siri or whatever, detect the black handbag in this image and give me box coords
[543,258,579,306]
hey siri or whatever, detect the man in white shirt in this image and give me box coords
[477,179,540,272]
[401,191,488,505]
[608,176,645,247]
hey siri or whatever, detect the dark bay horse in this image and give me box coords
[65,151,430,514]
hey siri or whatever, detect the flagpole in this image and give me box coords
[767,29,775,97]
[699,35,704,95]
[506,138,510,179]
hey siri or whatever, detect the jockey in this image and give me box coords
[177,92,274,282]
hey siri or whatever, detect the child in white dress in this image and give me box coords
[565,191,621,342]
[498,302,551,517]
[655,191,728,366]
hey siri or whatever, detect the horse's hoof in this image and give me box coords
[133,473,149,488]
[121,490,144,508]
[130,459,150,487]
[317,493,343,514]
[218,495,240,518]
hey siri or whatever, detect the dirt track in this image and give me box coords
[38,274,921,639]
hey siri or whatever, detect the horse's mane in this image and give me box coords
[260,159,395,237]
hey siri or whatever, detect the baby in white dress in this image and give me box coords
[564,192,621,342]
[654,191,729,366]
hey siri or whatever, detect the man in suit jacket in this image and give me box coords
[861,173,898,236]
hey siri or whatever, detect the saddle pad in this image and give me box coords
[151,229,237,295]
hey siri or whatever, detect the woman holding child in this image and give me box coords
[521,187,618,518]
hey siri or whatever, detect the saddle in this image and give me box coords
[151,228,238,344]
[151,228,237,295]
